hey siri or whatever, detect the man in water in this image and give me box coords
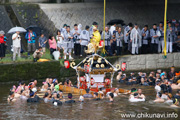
[116,70,122,81]
[129,93,145,102]
[83,89,93,98]
[65,93,75,103]
[170,98,179,108]
[173,90,180,99]
[108,92,114,102]
[98,87,106,99]
[154,92,165,103]
[27,88,41,103]
[114,88,119,97]
[137,89,145,99]
[93,92,100,101]
[129,88,137,99]
[7,91,16,102]
[167,66,176,83]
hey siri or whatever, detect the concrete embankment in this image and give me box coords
[0,53,180,82]
[113,52,180,71]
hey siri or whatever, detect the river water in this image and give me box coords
[0,80,179,120]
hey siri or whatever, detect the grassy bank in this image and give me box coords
[0,49,53,64]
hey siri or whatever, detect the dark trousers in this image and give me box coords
[81,45,87,56]
[141,44,148,54]
[173,43,180,52]
[74,43,81,56]
[0,43,5,57]
[111,41,116,55]
[124,43,128,54]
[116,46,122,55]
[105,46,112,56]
[50,48,56,55]
[151,43,158,53]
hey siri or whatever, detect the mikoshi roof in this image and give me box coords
[72,54,118,74]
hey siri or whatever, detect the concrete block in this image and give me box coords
[174,53,180,59]
[146,54,158,60]
[137,56,146,65]
[146,60,157,69]
[174,60,180,67]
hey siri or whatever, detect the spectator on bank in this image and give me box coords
[25,29,37,56]
[12,31,21,61]
[89,22,98,37]
[166,22,174,53]
[173,32,180,52]
[141,25,149,54]
[157,22,164,53]
[56,30,64,58]
[72,24,81,56]
[63,26,74,60]
[0,30,6,60]
[80,25,90,57]
[48,35,57,58]
[130,24,142,55]
[111,26,118,55]
[115,27,123,55]
[124,23,133,53]
[60,24,67,36]
[101,26,112,56]
[33,47,43,62]
[110,23,116,35]
[38,33,47,54]
[150,24,161,53]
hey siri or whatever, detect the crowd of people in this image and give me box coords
[1,19,180,61]
[116,66,180,107]
[7,66,180,108]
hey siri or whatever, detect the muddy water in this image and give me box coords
[0,80,179,120]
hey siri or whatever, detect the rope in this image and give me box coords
[163,0,168,58]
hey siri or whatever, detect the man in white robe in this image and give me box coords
[130,24,142,55]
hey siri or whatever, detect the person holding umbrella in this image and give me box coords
[0,30,6,60]
[25,29,37,56]
[12,31,21,61]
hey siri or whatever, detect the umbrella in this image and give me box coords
[107,19,125,26]
[26,25,42,36]
[8,26,27,34]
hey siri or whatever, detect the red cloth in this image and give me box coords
[0,36,4,43]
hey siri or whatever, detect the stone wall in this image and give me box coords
[113,52,180,71]
[0,5,14,52]
[11,4,58,49]
[39,1,180,31]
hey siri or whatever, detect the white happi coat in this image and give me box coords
[130,27,142,48]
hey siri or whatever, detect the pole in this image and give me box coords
[102,0,106,54]
[163,0,168,58]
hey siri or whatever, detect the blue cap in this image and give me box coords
[160,73,165,77]
[53,79,57,83]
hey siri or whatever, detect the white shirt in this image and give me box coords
[110,25,116,35]
[12,33,21,47]
[56,34,64,44]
